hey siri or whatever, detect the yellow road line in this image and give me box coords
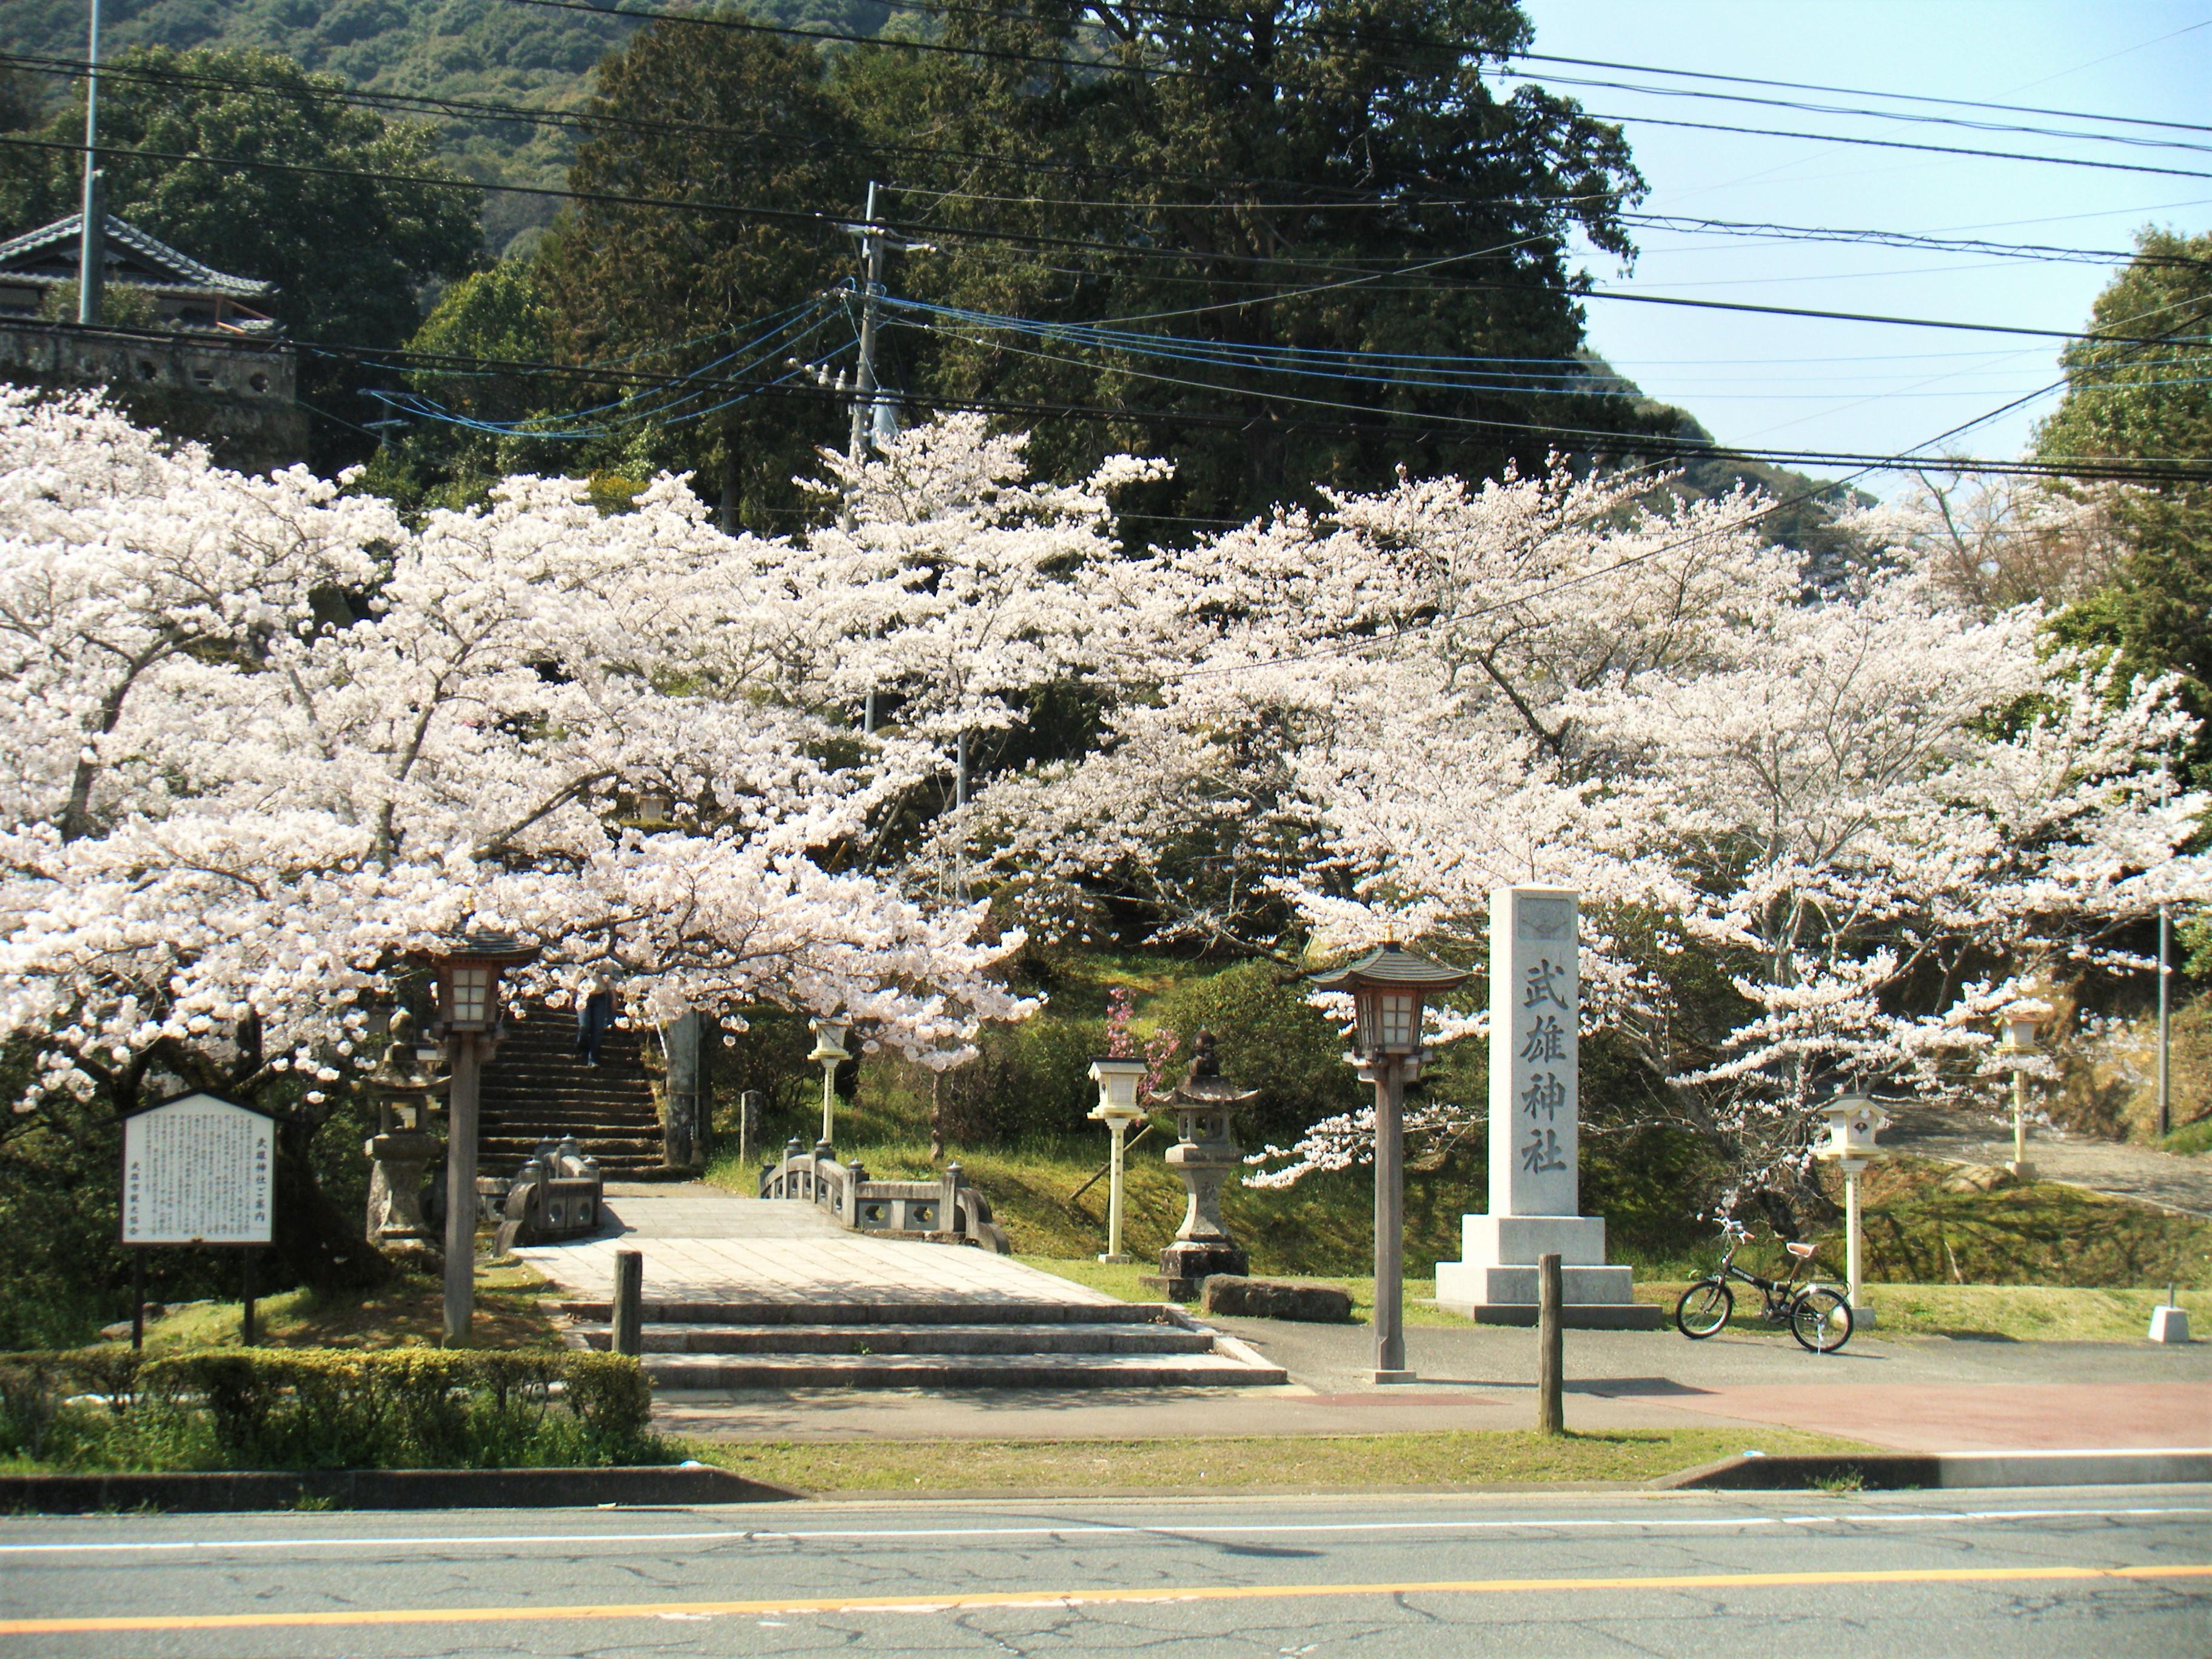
[4,1562,2208,1634]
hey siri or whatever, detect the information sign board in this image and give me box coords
[121,1091,275,1245]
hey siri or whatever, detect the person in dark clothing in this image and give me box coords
[575,974,617,1066]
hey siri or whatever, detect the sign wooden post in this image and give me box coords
[120,1091,276,1346]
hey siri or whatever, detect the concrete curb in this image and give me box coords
[0,1465,797,1515]
[1660,1447,2212,1490]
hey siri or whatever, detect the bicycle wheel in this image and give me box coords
[1675,1280,1733,1338]
[1791,1285,1854,1353]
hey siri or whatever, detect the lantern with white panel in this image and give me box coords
[1087,1056,1150,1264]
[1814,1088,1892,1329]
[808,1016,853,1150]
[1997,999,2052,1179]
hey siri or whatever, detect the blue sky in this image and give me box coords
[1512,0,2211,490]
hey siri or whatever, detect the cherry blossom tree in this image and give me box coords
[792,415,1168,815]
[0,394,1033,1285]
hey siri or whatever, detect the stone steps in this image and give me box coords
[636,1352,1285,1389]
[574,1321,1218,1357]
[552,1297,1287,1390]
[549,1299,1159,1326]
[477,1003,663,1176]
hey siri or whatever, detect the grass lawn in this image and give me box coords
[1835,1282,2211,1343]
[1028,1256,2206,1344]
[126,1259,563,1353]
[689,1427,1874,1496]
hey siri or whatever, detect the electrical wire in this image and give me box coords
[1555,105,2212,183]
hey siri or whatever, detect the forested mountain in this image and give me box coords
[6,0,886,250]
[2,1,1855,537]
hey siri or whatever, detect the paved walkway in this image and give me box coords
[512,1182,1118,1307]
[1884,1101,2212,1217]
[651,1298,2211,1452]
[514,1182,2210,1456]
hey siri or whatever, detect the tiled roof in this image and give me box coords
[0,212,275,298]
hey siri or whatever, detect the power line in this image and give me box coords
[18,49,2200,281]
[1560,106,2212,183]
[297,322,2210,484]
[1616,213,2207,270]
[1505,49,2212,138]
[11,129,2202,357]
[0,47,1483,199]
[1504,69,2212,155]
[498,0,2212,149]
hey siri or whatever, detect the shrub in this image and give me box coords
[0,1348,658,1472]
[1155,961,1364,1141]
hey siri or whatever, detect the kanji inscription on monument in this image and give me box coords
[1494,889,1579,1217]
[121,1092,274,1245]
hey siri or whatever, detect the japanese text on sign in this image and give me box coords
[121,1094,274,1245]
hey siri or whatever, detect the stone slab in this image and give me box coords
[1200,1276,1355,1323]
[1452,1213,1610,1265]
[1438,1301,1669,1330]
[1434,1261,1644,1307]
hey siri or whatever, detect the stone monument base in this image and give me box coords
[1142,1239,1249,1302]
[1433,1213,1666,1329]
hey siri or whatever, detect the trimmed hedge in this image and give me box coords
[0,1348,657,1472]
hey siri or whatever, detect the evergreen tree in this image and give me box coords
[2040,229,2212,782]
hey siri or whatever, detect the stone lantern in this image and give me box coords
[1142,1031,1259,1301]
[362,1007,447,1267]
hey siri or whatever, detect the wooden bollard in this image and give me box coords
[612,1248,643,1356]
[1537,1251,1564,1436]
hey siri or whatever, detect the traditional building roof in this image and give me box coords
[0,211,279,333]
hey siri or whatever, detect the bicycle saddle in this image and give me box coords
[1784,1241,1817,1259]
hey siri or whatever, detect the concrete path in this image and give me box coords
[655,1314,2212,1452]
[1885,1101,2212,1217]
[512,1182,1118,1308]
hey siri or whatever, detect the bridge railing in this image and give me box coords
[759,1138,1011,1254]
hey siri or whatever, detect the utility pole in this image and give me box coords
[76,0,104,326]
[2157,757,2174,1139]
[840,183,929,737]
[845,180,887,462]
[2159,899,2172,1139]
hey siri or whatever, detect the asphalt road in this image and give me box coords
[3,1486,2207,1657]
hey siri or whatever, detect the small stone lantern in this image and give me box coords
[1142,1031,1258,1301]
[362,1007,447,1267]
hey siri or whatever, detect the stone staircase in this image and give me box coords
[479,1011,664,1178]
[551,1297,1288,1389]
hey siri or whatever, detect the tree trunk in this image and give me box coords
[719,419,742,535]
[273,1116,395,1292]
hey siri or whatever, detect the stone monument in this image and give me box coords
[1433,886,1663,1327]
[1141,1030,1258,1301]
[362,1008,446,1266]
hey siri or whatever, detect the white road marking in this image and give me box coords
[1,1504,2204,1556]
